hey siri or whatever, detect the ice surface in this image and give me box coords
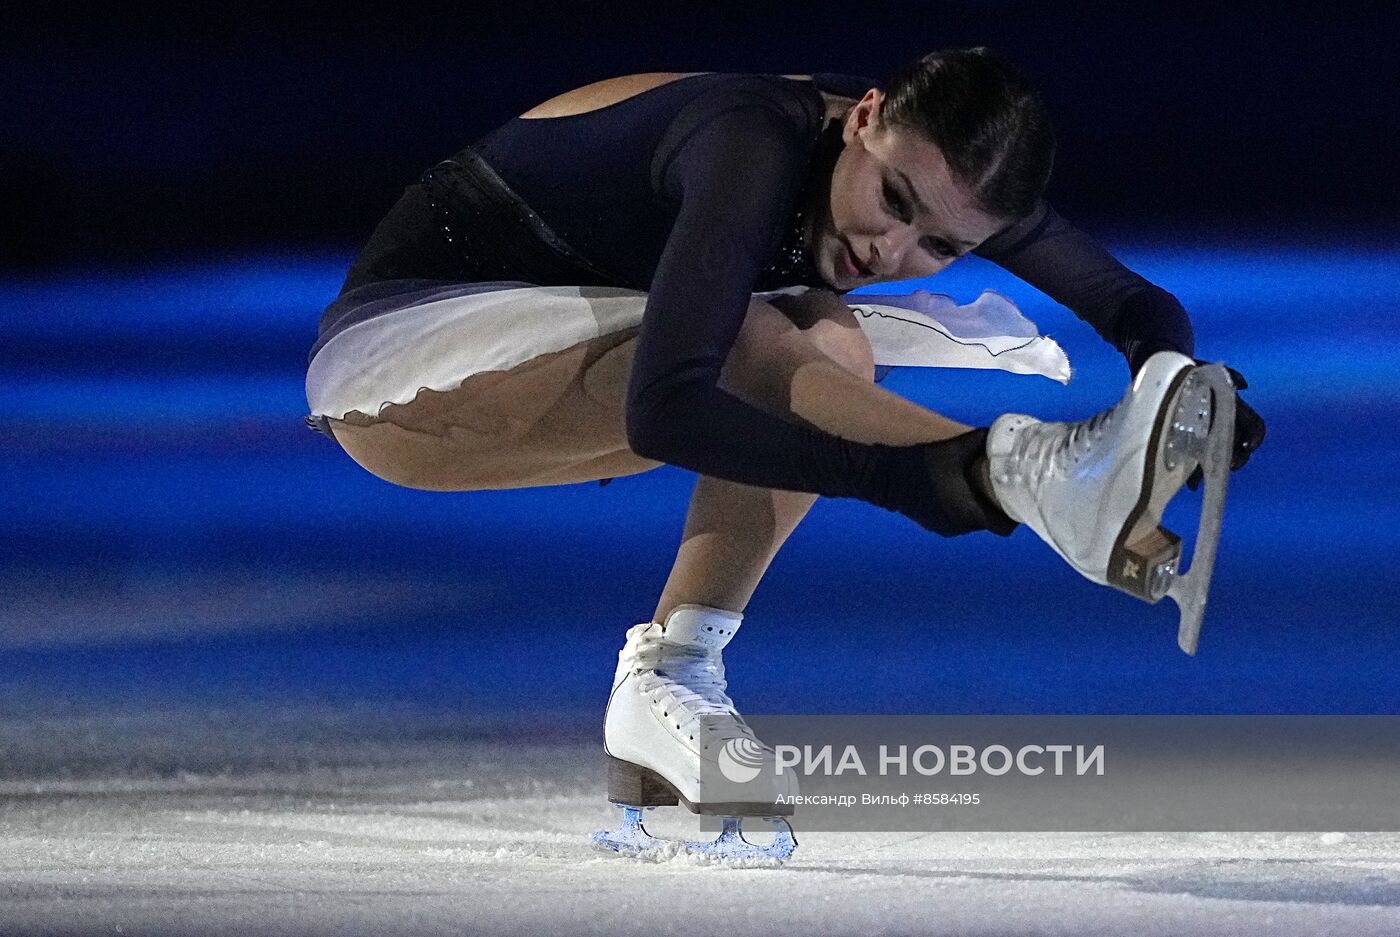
[5,245,1400,935]
[2,703,1398,937]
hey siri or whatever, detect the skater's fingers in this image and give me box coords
[1231,397,1267,470]
[1191,360,1263,476]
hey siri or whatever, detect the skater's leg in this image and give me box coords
[330,285,997,613]
[652,289,976,620]
[603,293,1011,846]
[327,290,986,493]
[327,328,662,491]
[726,291,974,446]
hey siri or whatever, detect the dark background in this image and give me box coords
[5,0,1396,268]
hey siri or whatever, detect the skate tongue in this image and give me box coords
[660,604,742,651]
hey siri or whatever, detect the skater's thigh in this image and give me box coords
[725,290,876,407]
[317,285,871,491]
[307,280,664,490]
[329,327,660,491]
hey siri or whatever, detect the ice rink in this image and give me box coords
[4,703,1400,937]
[4,243,1399,934]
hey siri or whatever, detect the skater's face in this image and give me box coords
[814,90,1008,291]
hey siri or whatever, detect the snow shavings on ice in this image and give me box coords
[2,701,1398,937]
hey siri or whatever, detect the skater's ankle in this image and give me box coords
[902,429,1019,537]
[648,603,743,629]
[970,454,999,509]
[964,448,1019,537]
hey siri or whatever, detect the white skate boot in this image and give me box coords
[591,604,799,862]
[986,351,1237,654]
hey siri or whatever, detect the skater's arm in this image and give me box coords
[623,81,932,511]
[628,85,861,484]
[974,202,1195,374]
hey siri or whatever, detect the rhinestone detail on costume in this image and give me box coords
[753,118,844,292]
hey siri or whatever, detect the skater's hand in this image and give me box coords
[1186,362,1266,491]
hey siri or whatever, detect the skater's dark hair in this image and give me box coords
[879,47,1055,221]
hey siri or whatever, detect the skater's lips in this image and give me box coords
[849,247,872,276]
[841,238,873,277]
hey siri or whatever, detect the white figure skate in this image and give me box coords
[591,605,799,862]
[986,351,1236,654]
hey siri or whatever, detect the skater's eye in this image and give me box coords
[881,180,911,222]
[883,178,958,260]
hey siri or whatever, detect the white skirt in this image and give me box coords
[305,282,1071,421]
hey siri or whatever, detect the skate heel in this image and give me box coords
[1110,525,1182,600]
[1117,360,1237,654]
[605,754,679,807]
[1106,366,1194,603]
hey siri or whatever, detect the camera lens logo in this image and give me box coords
[718,737,768,783]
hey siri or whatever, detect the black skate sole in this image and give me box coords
[605,754,795,818]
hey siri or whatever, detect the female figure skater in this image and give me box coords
[305,48,1263,859]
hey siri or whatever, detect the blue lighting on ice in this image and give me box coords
[3,240,1398,717]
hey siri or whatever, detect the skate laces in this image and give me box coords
[624,627,756,742]
[1024,407,1115,481]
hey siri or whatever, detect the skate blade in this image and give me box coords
[1109,364,1235,654]
[1163,365,1236,655]
[591,805,797,864]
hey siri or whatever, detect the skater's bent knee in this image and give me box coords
[763,291,874,381]
[738,294,875,385]
[806,315,875,382]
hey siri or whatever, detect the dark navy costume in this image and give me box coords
[314,72,1195,534]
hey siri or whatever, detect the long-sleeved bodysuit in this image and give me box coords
[321,72,1194,531]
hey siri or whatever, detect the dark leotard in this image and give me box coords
[325,72,1194,532]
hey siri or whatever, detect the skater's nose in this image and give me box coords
[873,224,943,277]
